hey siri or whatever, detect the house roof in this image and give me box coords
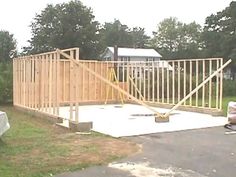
[107,47,162,58]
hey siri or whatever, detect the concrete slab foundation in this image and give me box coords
[58,104,228,137]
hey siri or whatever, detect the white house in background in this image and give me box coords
[101,47,162,62]
[100,47,173,71]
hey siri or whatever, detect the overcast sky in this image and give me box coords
[0,0,232,50]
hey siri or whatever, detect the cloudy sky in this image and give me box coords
[0,0,232,50]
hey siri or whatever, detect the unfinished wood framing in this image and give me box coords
[13,48,230,124]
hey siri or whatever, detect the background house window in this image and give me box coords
[105,57,111,61]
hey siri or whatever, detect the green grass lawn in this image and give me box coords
[0,106,138,177]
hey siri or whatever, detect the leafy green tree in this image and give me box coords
[25,0,100,59]
[99,20,149,51]
[0,30,15,103]
[151,17,203,59]
[202,1,236,79]
[0,30,16,62]
[203,1,236,60]
[99,20,133,49]
[131,27,150,48]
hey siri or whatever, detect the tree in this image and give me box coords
[131,27,150,48]
[0,30,15,103]
[25,0,100,59]
[0,30,16,62]
[203,1,236,60]
[99,20,149,51]
[151,17,203,59]
[202,1,236,79]
[99,20,133,49]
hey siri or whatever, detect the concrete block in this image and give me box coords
[155,116,169,123]
[69,121,93,132]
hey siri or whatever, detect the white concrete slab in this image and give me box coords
[59,104,228,137]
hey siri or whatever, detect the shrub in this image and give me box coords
[223,80,236,97]
[0,62,13,104]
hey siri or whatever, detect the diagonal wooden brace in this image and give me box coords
[57,49,164,118]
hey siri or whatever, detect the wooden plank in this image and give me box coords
[69,59,74,121]
[28,58,31,107]
[131,63,134,97]
[143,64,146,100]
[35,57,38,109]
[121,62,126,101]
[41,56,45,111]
[126,63,130,100]
[21,58,23,105]
[99,62,102,101]
[18,59,21,105]
[30,58,33,108]
[135,62,138,99]
[82,61,85,101]
[15,59,18,105]
[162,62,164,103]
[24,59,28,107]
[63,61,66,102]
[29,58,32,108]
[42,55,46,112]
[220,58,223,110]
[13,60,15,104]
[33,58,36,109]
[196,60,199,106]
[202,60,205,107]
[14,59,17,105]
[139,64,142,100]
[18,59,20,105]
[45,55,49,112]
[105,61,109,101]
[166,61,169,104]
[52,53,56,114]
[76,48,79,60]
[37,57,41,110]
[172,61,175,104]
[56,51,60,115]
[189,61,192,106]
[87,62,90,101]
[94,62,97,100]
[209,60,212,108]
[111,62,114,100]
[216,59,219,109]
[75,64,79,123]
[12,59,15,105]
[48,54,53,113]
[26,57,30,107]
[152,62,155,102]
[183,60,186,105]
[147,62,150,101]
[23,58,26,106]
[157,62,160,103]
[178,61,180,102]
